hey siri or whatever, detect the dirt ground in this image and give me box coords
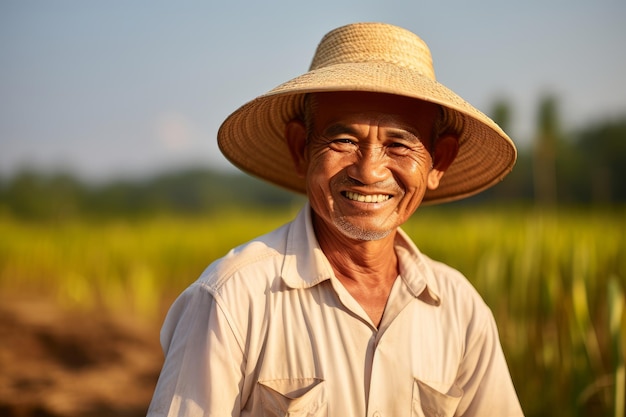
[0,296,164,417]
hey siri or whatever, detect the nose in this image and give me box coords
[346,145,389,185]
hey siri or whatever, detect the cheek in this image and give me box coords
[392,160,432,210]
[306,150,347,182]
[303,153,337,199]
[396,157,431,187]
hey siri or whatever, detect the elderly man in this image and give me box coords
[148,22,524,416]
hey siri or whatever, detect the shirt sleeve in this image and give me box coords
[147,283,245,417]
[456,307,524,416]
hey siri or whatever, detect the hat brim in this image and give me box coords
[217,62,516,205]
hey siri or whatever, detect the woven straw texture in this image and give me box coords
[217,22,516,204]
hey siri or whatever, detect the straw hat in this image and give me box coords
[217,22,516,204]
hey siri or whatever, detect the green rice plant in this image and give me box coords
[607,277,625,417]
[1,204,624,416]
[0,207,299,317]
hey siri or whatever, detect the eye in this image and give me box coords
[329,138,357,151]
[387,141,413,155]
[333,138,354,144]
[389,142,409,148]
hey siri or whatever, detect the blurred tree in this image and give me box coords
[575,117,626,203]
[553,138,588,203]
[473,98,534,204]
[533,94,561,206]
[0,170,84,220]
[491,98,513,134]
[0,167,300,220]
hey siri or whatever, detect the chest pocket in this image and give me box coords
[412,379,463,417]
[258,378,327,417]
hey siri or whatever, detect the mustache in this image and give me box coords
[332,175,401,193]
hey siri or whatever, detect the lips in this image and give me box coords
[343,191,391,203]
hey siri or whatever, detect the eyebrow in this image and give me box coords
[322,123,422,143]
[322,123,359,138]
[386,127,421,142]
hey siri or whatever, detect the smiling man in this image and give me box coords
[148,23,524,417]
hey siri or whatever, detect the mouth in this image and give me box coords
[343,191,391,203]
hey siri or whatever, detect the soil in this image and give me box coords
[0,296,164,417]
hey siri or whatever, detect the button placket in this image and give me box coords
[367,333,386,417]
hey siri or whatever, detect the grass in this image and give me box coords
[1,204,624,416]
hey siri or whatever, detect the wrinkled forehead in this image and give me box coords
[306,91,439,137]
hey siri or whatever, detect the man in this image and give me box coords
[148,22,524,416]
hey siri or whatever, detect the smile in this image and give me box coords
[343,191,391,203]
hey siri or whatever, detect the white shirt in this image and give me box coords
[148,204,524,416]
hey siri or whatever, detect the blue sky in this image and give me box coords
[1,1,625,181]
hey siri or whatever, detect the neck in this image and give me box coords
[313,213,399,287]
[313,214,399,326]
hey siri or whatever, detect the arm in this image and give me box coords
[147,284,245,417]
[456,309,524,416]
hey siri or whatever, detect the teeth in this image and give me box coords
[345,191,390,203]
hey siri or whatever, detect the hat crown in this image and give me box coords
[310,22,436,80]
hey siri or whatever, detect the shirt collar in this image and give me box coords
[394,228,441,306]
[280,203,335,289]
[280,203,441,306]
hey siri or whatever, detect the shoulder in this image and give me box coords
[421,253,493,322]
[193,221,292,297]
[424,255,475,292]
[161,222,293,346]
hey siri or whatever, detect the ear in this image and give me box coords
[285,119,308,177]
[427,133,459,190]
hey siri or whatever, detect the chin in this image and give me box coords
[334,217,393,241]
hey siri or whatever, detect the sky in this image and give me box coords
[1,1,625,182]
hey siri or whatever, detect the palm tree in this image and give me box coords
[533,94,560,206]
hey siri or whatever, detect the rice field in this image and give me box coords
[1,204,624,417]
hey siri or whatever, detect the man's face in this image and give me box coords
[294,91,445,241]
